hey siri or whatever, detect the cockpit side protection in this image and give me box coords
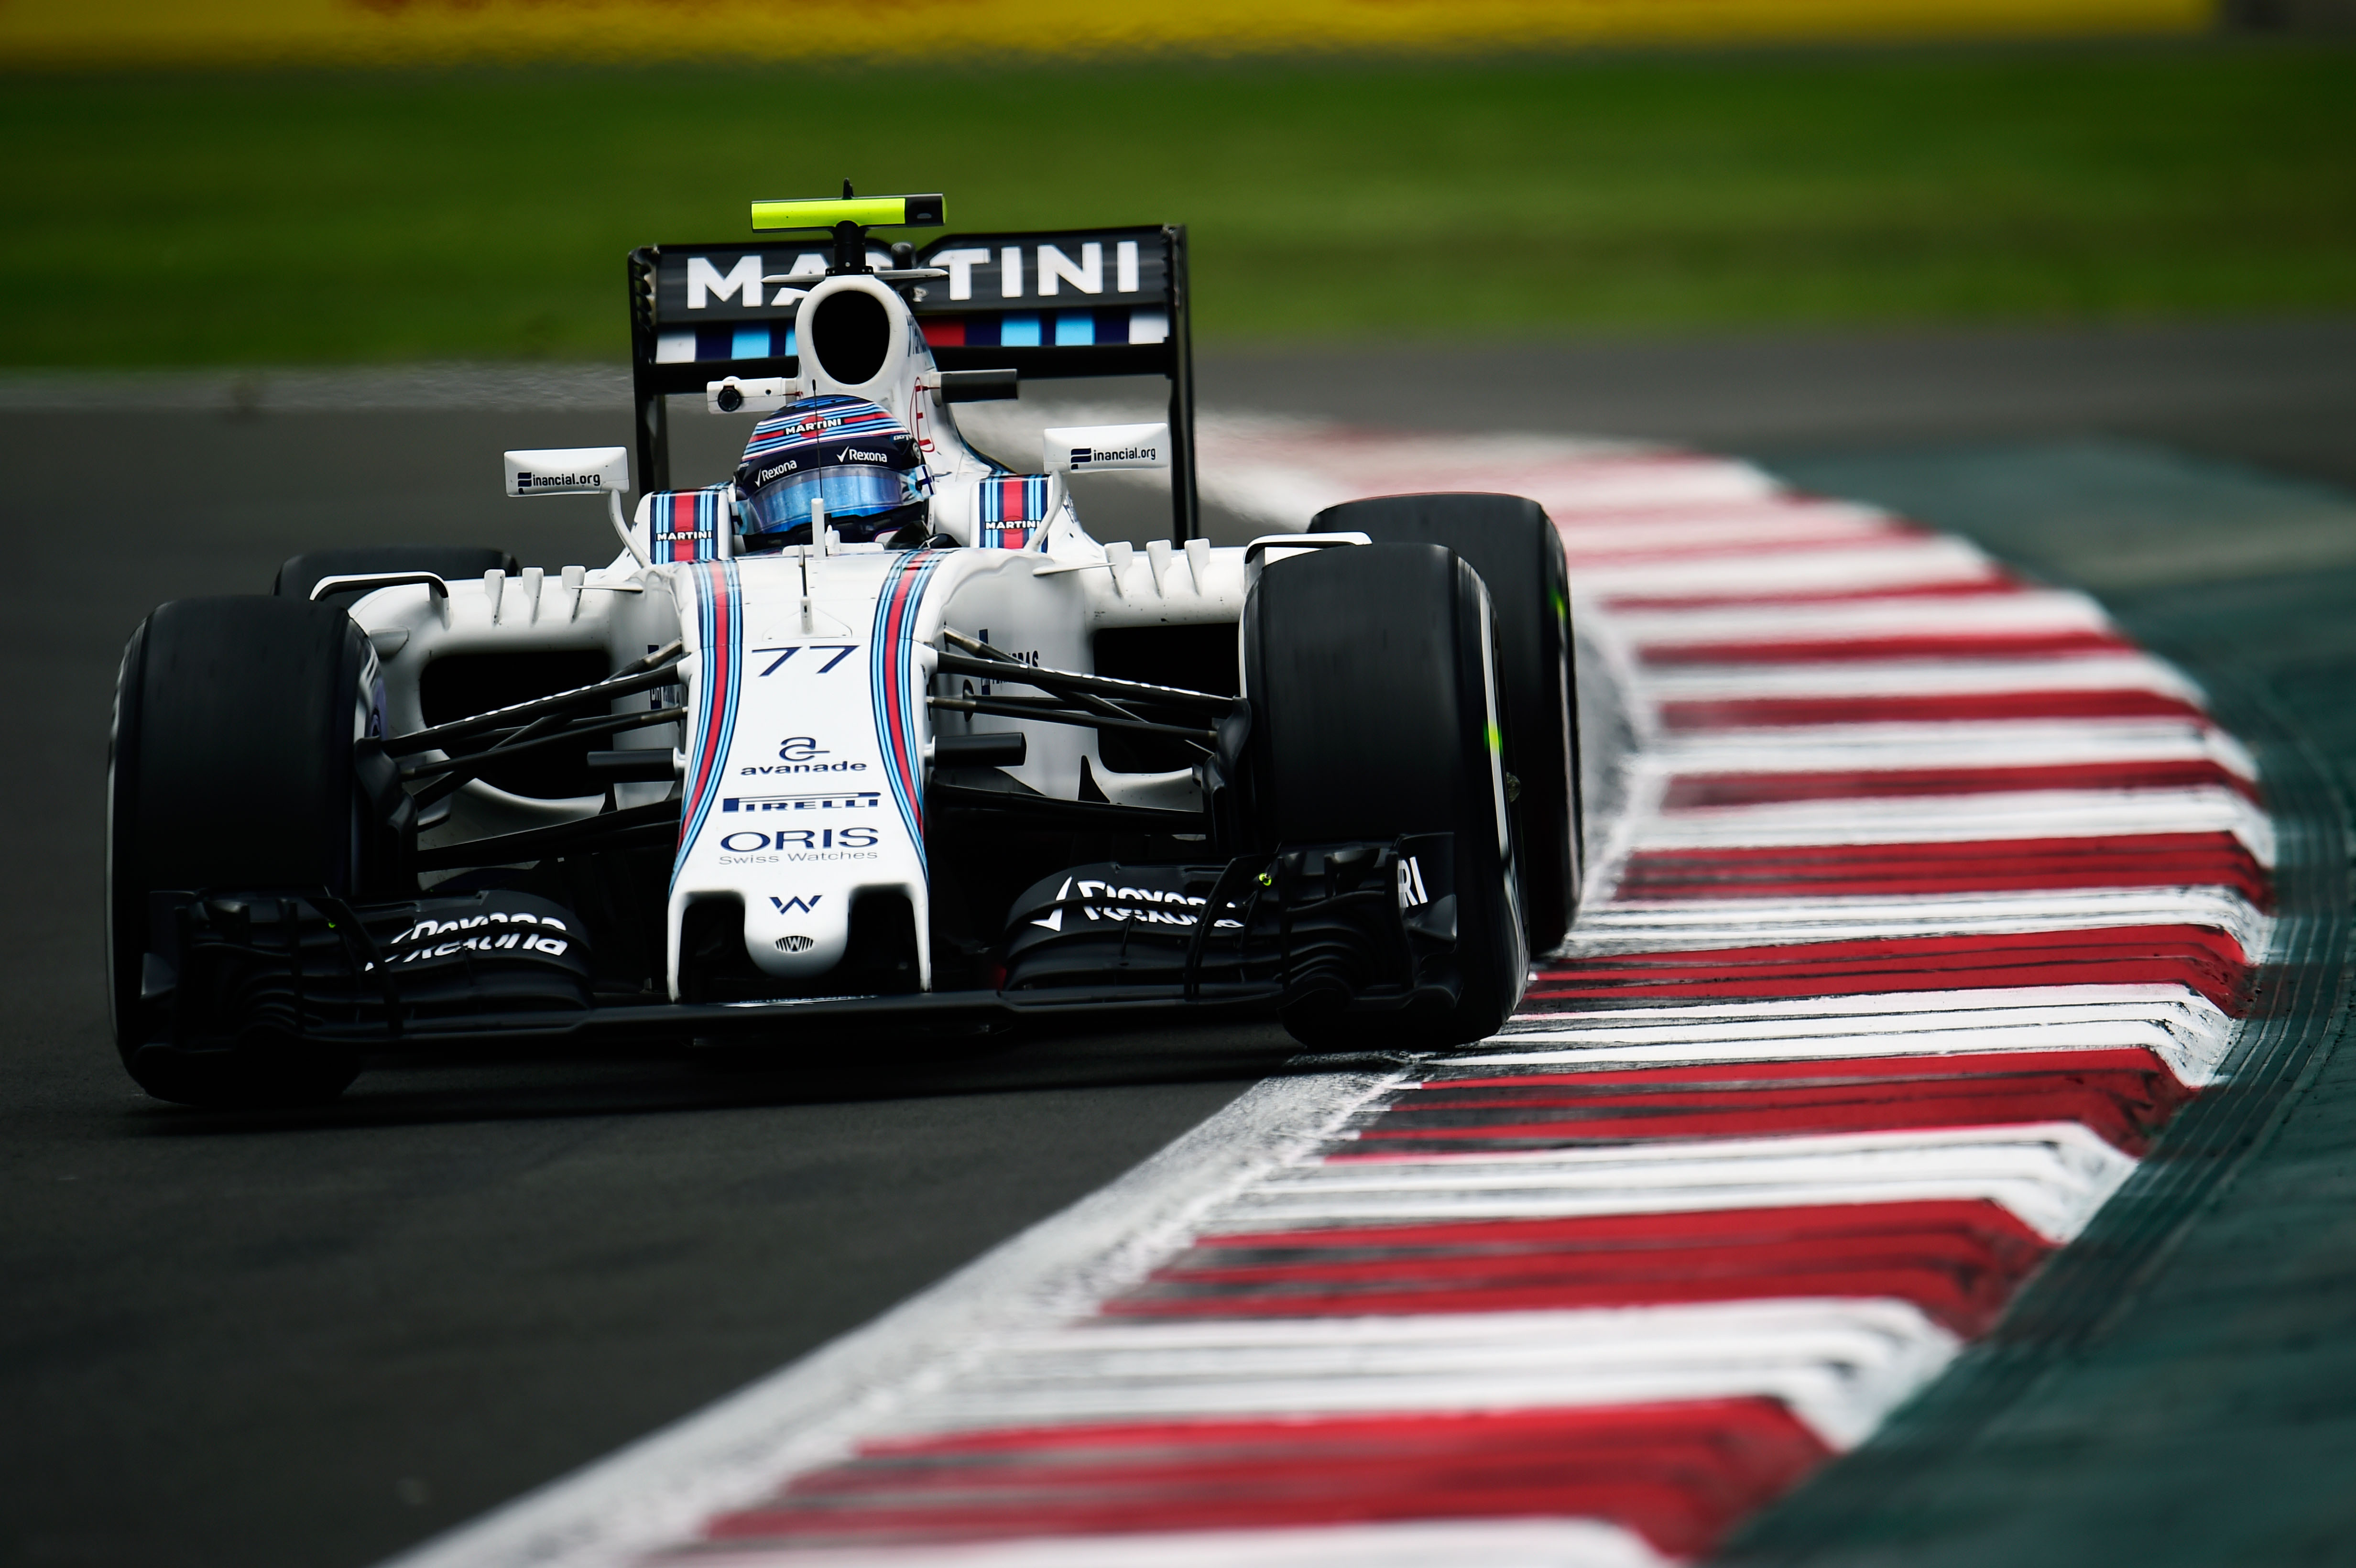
[645,487,731,564]
[978,476,1054,550]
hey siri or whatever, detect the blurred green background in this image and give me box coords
[5,43,2353,365]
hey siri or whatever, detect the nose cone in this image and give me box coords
[744,894,850,978]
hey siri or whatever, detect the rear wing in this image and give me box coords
[625,225,1198,541]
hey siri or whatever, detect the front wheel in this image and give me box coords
[1314,492,1580,956]
[109,596,406,1105]
[1241,542,1529,1048]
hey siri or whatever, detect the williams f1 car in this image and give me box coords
[107,191,1580,1104]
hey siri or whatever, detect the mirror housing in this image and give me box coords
[1042,423,1169,474]
[503,447,629,498]
[501,447,644,567]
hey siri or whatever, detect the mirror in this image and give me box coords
[503,446,630,498]
[1041,423,1169,474]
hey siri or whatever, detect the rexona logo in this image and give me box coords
[754,460,798,486]
[839,447,890,464]
[1069,445,1157,468]
[513,471,602,494]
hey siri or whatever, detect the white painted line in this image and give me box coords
[680,1517,1673,1568]
[1622,787,2271,861]
[1485,987,2237,1085]
[1610,591,2113,642]
[1558,509,1898,554]
[905,1299,1959,1451]
[1568,540,2000,598]
[1574,888,2268,956]
[1634,654,2199,701]
[1239,1122,2136,1244]
[382,1073,1403,1568]
[1197,424,1781,530]
[383,421,2273,1568]
[1647,722,2255,775]
[1465,995,2235,1085]
[1458,1023,2208,1083]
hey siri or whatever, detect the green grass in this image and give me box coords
[4,44,2353,365]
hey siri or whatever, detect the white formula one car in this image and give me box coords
[107,192,1580,1104]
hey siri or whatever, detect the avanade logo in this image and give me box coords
[741,736,868,775]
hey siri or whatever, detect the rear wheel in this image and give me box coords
[1314,492,1580,955]
[1242,542,1528,1048]
[109,596,407,1105]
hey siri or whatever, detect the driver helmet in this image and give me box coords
[733,394,932,549]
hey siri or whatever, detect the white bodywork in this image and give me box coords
[344,273,1265,999]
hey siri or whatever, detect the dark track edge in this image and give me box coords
[1716,602,2356,1564]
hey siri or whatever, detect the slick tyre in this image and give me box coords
[1243,542,1529,1049]
[109,596,398,1106]
[1314,492,1580,955]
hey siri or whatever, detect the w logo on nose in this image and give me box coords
[770,895,822,915]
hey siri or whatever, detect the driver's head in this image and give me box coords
[733,395,930,549]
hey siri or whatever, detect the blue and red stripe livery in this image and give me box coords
[979,475,1052,550]
[675,559,744,884]
[870,550,947,871]
[645,487,730,564]
[742,399,910,460]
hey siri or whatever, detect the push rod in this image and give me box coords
[934,651,1230,712]
[928,696,1217,747]
[405,708,687,807]
[943,628,1181,740]
[402,705,686,781]
[384,642,684,757]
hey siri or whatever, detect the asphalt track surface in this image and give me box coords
[5,321,2356,1568]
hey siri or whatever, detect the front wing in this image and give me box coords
[132,835,1473,1068]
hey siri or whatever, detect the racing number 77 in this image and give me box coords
[754,645,859,677]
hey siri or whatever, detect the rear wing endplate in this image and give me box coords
[625,226,1198,541]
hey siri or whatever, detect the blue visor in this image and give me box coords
[744,465,925,538]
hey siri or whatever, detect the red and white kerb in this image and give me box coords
[409,424,2270,1568]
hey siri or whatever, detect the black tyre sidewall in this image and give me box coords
[1313,492,1579,955]
[109,596,379,1101]
[105,619,149,1055]
[1243,543,1527,1044]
